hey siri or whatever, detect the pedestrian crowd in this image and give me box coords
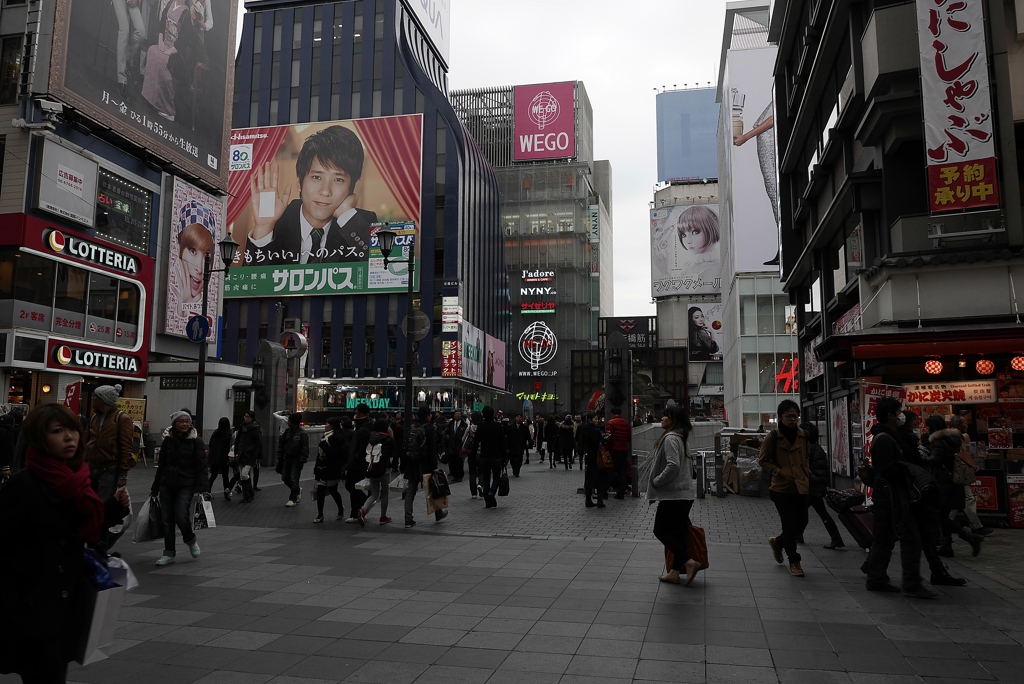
[0,386,1000,682]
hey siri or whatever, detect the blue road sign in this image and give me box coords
[186,315,211,343]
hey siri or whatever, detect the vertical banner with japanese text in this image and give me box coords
[915,0,999,213]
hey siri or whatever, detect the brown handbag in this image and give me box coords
[664,524,710,571]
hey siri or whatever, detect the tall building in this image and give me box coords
[650,87,725,419]
[0,0,239,432]
[770,0,1024,489]
[220,0,510,420]
[716,1,799,429]
[452,82,613,415]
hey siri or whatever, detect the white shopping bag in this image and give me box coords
[201,496,216,528]
[74,583,125,665]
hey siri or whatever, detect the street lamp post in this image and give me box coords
[194,235,240,434]
[375,227,415,433]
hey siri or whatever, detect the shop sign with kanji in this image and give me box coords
[904,380,996,405]
[915,0,1000,213]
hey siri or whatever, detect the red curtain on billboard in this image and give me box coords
[226,127,291,228]
[352,116,421,225]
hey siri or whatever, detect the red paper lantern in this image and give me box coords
[976,359,995,375]
[1012,356,1024,371]
[924,360,943,375]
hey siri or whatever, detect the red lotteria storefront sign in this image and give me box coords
[48,340,147,380]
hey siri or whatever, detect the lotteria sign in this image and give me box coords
[513,82,576,162]
[47,340,147,380]
[45,229,139,274]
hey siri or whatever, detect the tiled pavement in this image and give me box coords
[7,455,1024,684]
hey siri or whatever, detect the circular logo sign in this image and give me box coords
[55,345,73,365]
[47,230,66,252]
[528,91,560,130]
[519,322,558,370]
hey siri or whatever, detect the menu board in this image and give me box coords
[1008,475,1024,528]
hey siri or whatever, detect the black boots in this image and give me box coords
[241,480,254,503]
[585,489,596,507]
[958,527,983,557]
[930,564,967,586]
[823,539,845,550]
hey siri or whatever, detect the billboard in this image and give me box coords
[49,0,236,190]
[513,82,576,162]
[722,46,780,274]
[225,115,423,297]
[651,204,722,297]
[35,138,99,227]
[485,334,506,390]
[461,322,484,383]
[687,302,723,362]
[520,268,556,315]
[915,0,999,213]
[165,177,224,343]
[656,89,720,182]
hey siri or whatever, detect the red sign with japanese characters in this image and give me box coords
[916,0,999,213]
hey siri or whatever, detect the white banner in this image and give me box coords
[904,380,996,405]
[915,0,999,212]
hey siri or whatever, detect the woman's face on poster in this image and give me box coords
[691,310,705,328]
[180,241,205,298]
[679,224,711,254]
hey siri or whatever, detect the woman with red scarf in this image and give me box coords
[0,403,130,683]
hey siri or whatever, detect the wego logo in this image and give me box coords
[46,230,139,274]
[519,322,558,370]
[528,91,560,130]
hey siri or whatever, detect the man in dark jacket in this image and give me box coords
[800,422,844,549]
[470,406,508,508]
[443,411,468,482]
[863,398,934,598]
[605,407,631,498]
[403,406,447,527]
[507,414,530,477]
[278,413,309,507]
[346,404,373,522]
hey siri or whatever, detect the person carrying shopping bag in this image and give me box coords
[647,405,701,586]
[151,411,209,566]
[358,418,395,525]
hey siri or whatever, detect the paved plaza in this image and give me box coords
[10,456,1024,684]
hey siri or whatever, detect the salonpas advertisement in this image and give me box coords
[224,115,423,297]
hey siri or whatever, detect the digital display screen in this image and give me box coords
[95,169,152,253]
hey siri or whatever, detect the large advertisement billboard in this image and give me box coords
[656,89,720,182]
[225,115,423,297]
[687,302,723,361]
[513,82,576,162]
[49,0,236,190]
[461,322,484,383]
[914,0,999,213]
[723,47,780,274]
[165,177,224,343]
[651,203,722,297]
[485,334,506,389]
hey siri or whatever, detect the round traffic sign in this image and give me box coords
[185,315,211,343]
[401,310,431,341]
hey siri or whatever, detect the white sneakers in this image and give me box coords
[155,555,174,566]
[189,540,200,558]
[286,489,302,507]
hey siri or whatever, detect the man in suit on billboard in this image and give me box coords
[245,125,376,266]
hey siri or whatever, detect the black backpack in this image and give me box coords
[404,423,426,460]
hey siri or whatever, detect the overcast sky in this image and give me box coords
[236,0,731,316]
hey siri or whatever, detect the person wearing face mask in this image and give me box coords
[862,399,935,598]
[897,412,967,587]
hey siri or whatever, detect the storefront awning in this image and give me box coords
[815,323,1024,362]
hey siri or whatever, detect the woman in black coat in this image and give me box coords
[926,415,982,558]
[313,416,349,523]
[800,423,844,549]
[233,411,263,503]
[208,416,233,500]
[582,412,607,507]
[151,411,209,567]
[557,415,576,470]
[0,404,129,683]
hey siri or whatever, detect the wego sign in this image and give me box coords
[519,322,558,371]
[513,82,576,162]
